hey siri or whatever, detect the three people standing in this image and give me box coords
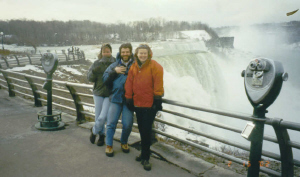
[88,43,164,171]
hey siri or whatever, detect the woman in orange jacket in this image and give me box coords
[125,44,164,171]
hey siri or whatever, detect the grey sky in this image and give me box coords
[0,0,299,27]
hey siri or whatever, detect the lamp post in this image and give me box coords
[54,33,57,46]
[0,32,4,50]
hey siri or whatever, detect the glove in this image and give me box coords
[152,98,162,111]
[126,99,135,112]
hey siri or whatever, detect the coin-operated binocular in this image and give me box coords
[242,58,288,114]
[35,53,64,130]
[241,58,288,177]
[42,53,58,90]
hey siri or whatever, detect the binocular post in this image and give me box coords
[35,52,64,131]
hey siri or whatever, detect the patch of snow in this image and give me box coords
[59,65,82,75]
[54,70,67,78]
[6,65,44,73]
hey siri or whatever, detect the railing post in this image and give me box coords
[78,50,85,61]
[0,66,2,89]
[151,123,158,144]
[62,50,69,62]
[2,72,15,97]
[80,51,86,61]
[26,54,32,65]
[13,55,20,66]
[65,85,85,123]
[272,118,294,177]
[247,108,265,177]
[24,76,42,107]
[2,56,9,68]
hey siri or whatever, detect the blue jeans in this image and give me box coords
[92,95,110,135]
[106,101,133,146]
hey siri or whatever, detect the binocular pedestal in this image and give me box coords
[35,110,65,130]
[241,58,288,177]
[35,52,65,131]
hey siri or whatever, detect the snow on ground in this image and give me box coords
[6,65,44,73]
[58,65,83,75]
[2,44,34,53]
[180,30,211,41]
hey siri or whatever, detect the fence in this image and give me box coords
[0,68,299,177]
[0,50,85,69]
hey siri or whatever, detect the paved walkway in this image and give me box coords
[0,89,245,177]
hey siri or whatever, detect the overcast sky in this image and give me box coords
[0,0,299,27]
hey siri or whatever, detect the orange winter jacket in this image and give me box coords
[125,59,164,107]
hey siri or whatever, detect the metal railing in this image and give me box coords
[0,50,85,69]
[0,69,299,177]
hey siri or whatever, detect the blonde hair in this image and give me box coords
[134,44,153,60]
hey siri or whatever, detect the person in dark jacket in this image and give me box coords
[125,44,164,171]
[102,43,134,157]
[87,43,115,146]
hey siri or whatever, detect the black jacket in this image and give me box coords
[87,56,116,96]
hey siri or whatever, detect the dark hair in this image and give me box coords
[119,43,132,54]
[98,43,112,59]
[134,44,153,60]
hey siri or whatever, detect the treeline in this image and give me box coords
[0,18,218,46]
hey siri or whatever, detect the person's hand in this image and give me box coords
[126,99,135,111]
[115,66,126,74]
[152,98,162,111]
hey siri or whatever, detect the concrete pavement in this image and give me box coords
[0,89,245,177]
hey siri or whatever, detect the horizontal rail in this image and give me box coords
[280,121,300,131]
[0,78,7,83]
[75,92,93,98]
[80,111,95,117]
[288,141,300,150]
[7,76,29,84]
[35,90,74,103]
[0,69,25,77]
[51,87,70,94]
[78,101,94,107]
[10,83,31,91]
[66,83,92,89]
[155,118,281,161]
[23,74,45,81]
[163,98,271,123]
[38,98,76,112]
[53,80,93,89]
[163,109,278,144]
[0,84,8,89]
[153,128,281,177]
[162,109,242,133]
[12,89,34,98]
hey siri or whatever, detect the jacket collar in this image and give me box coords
[100,56,114,62]
[136,58,151,68]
